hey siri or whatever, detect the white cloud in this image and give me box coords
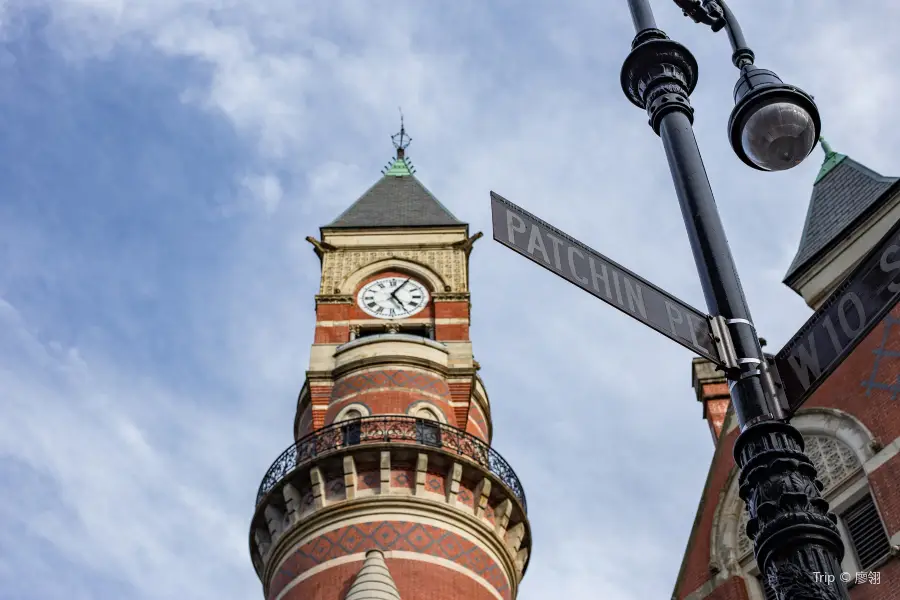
[241,172,283,214]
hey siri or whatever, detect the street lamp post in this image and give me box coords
[620,1,850,599]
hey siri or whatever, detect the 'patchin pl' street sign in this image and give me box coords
[774,215,900,412]
[491,191,723,365]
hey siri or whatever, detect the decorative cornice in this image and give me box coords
[324,242,468,251]
[315,294,354,304]
[432,292,470,302]
[332,356,449,380]
[336,333,449,355]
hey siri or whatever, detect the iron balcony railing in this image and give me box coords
[255,415,527,511]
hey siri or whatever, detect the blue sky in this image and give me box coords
[1,1,899,599]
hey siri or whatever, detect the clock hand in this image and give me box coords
[391,278,411,300]
[389,278,411,308]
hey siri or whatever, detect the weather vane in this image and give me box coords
[391,107,412,157]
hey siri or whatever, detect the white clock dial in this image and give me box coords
[357,276,430,319]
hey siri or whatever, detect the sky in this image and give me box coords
[1,1,899,599]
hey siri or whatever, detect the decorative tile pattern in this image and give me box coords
[357,470,380,491]
[332,370,451,401]
[426,471,446,495]
[457,485,475,508]
[268,521,509,600]
[325,477,346,501]
[392,469,415,490]
[862,315,900,400]
[483,504,495,524]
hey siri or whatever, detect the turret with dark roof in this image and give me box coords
[323,119,465,231]
[783,137,898,285]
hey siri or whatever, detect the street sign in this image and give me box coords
[774,215,900,412]
[491,191,723,365]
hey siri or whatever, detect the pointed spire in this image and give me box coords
[382,109,416,177]
[815,135,847,184]
[784,137,898,284]
[344,550,401,600]
[391,108,412,159]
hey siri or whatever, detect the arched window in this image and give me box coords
[409,403,442,447]
[415,406,439,421]
[335,404,370,423]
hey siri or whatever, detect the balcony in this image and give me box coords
[255,415,527,511]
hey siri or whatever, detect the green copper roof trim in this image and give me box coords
[384,156,414,177]
[815,136,847,184]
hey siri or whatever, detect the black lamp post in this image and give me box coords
[620,1,849,598]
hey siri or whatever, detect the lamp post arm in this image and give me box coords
[673,0,755,67]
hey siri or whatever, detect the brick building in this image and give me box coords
[672,141,900,600]
[247,125,530,600]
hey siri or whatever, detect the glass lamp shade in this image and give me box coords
[739,100,818,171]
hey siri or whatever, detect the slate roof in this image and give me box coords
[324,156,465,230]
[783,148,898,283]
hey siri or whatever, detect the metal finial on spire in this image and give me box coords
[391,107,412,158]
[819,135,835,157]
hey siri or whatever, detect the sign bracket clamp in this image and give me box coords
[709,315,740,376]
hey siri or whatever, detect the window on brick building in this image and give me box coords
[841,493,891,570]
[412,406,442,447]
[337,407,365,446]
[355,327,384,339]
[400,324,433,339]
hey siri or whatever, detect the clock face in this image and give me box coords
[357,276,430,319]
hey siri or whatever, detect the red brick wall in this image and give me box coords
[447,380,472,432]
[434,322,469,341]
[279,558,499,600]
[674,305,900,599]
[309,384,332,430]
[676,427,739,598]
[325,369,456,426]
[268,521,510,600]
[466,401,490,442]
[848,558,900,600]
[869,452,900,538]
[434,300,468,320]
[707,577,750,600]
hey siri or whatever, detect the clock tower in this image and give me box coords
[247,122,532,600]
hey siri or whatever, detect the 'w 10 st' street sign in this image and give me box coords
[491,192,723,364]
[774,215,900,412]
